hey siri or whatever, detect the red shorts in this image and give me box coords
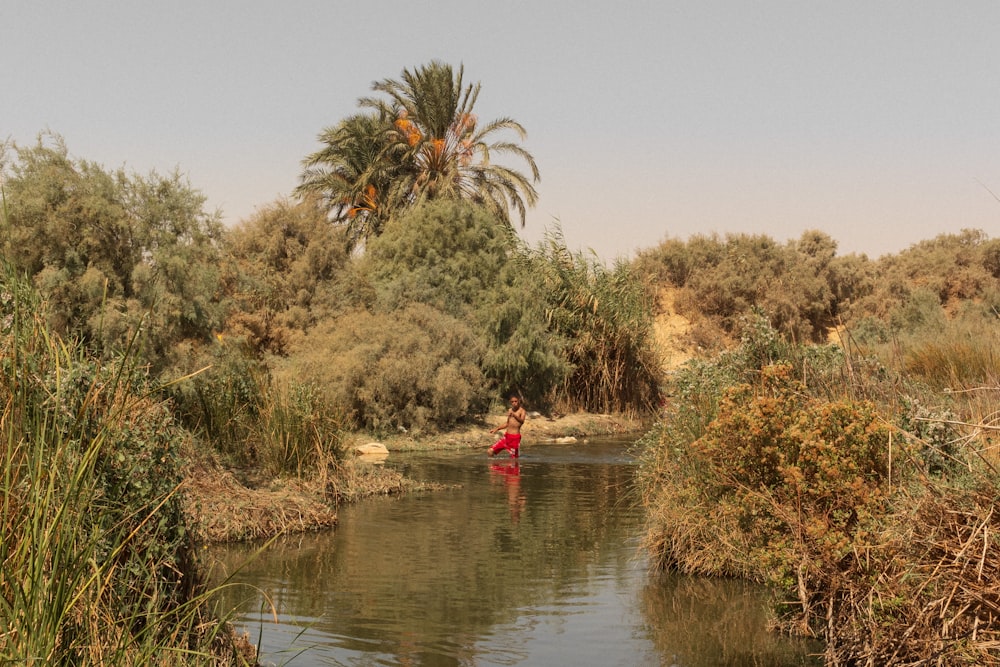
[489,433,521,457]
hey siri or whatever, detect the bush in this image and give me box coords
[167,337,343,476]
[167,338,269,464]
[637,306,1000,662]
[365,198,513,316]
[642,365,897,629]
[221,196,351,356]
[280,302,490,432]
[634,230,844,344]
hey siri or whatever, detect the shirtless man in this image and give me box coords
[488,395,526,458]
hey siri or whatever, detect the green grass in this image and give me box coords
[0,262,254,665]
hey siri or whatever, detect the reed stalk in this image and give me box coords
[0,262,254,665]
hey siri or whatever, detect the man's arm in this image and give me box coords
[491,413,510,433]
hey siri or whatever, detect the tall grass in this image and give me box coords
[903,327,1000,391]
[169,340,344,475]
[255,380,342,478]
[527,228,662,414]
[0,263,253,665]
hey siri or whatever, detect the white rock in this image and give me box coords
[354,442,389,456]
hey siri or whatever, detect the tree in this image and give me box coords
[297,110,401,246]
[362,199,573,411]
[297,61,540,246]
[0,133,225,371]
[364,198,514,316]
[221,195,352,355]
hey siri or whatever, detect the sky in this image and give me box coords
[4,1,1000,262]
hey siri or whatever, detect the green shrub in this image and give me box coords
[254,380,343,477]
[896,396,963,476]
[280,302,490,432]
[365,198,513,317]
[476,277,572,412]
[166,337,342,475]
[168,339,269,464]
[362,200,580,414]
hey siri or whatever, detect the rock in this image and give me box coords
[354,442,389,456]
[554,436,577,444]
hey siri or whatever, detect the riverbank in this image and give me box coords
[343,410,648,452]
[183,411,650,543]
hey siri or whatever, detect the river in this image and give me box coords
[207,438,823,666]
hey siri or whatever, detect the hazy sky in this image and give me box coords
[4,1,999,261]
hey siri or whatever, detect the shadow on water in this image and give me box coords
[207,439,823,666]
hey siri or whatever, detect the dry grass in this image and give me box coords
[180,442,443,543]
[824,482,1000,665]
[182,459,338,544]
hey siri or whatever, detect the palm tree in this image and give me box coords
[366,61,540,228]
[298,61,540,246]
[296,109,403,246]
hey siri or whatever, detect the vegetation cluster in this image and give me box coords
[4,56,1000,664]
[634,226,1000,354]
[0,263,252,664]
[635,254,1000,665]
[0,61,658,664]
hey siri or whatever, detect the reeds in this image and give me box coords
[170,342,344,476]
[823,483,1000,665]
[527,228,662,415]
[0,263,253,665]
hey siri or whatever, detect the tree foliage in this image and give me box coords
[364,198,513,316]
[297,61,539,247]
[221,195,351,355]
[295,110,402,245]
[344,199,571,414]
[0,133,224,372]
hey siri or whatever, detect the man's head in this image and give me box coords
[509,395,521,408]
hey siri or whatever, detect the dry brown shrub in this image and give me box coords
[823,484,1000,666]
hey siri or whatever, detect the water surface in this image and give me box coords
[208,439,822,666]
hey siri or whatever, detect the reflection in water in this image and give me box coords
[489,460,525,524]
[207,440,822,666]
[640,574,823,666]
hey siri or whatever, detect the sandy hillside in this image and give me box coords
[651,286,695,371]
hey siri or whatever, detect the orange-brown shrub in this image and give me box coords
[644,364,900,635]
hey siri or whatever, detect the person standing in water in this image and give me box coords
[488,394,526,458]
